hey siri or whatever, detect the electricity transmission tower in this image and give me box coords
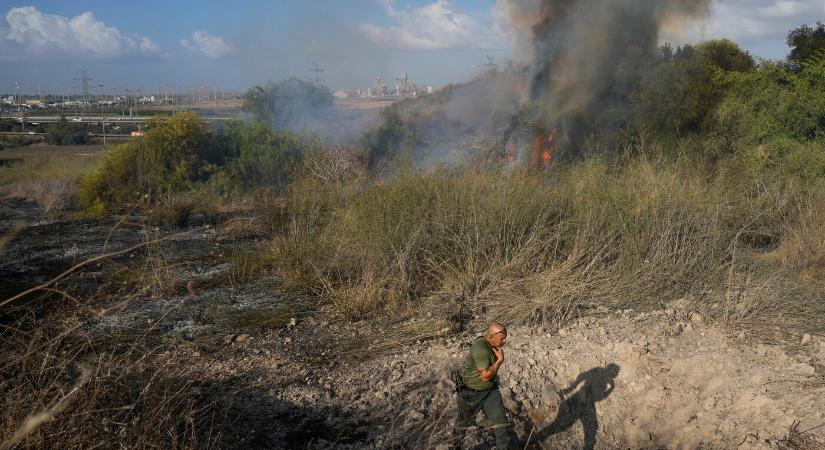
[309,63,325,86]
[15,81,24,130]
[74,70,92,102]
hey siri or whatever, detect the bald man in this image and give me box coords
[453,322,512,449]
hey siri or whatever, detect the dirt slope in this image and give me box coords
[179,304,825,449]
[4,210,822,449]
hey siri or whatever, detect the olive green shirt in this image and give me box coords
[462,337,498,390]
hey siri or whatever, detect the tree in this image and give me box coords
[629,40,755,137]
[361,106,413,171]
[787,22,825,66]
[78,112,231,211]
[697,39,755,73]
[221,120,303,191]
[46,118,92,145]
[242,78,333,129]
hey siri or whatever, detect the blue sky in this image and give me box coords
[1,0,823,94]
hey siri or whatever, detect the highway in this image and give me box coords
[0,131,133,140]
[0,115,237,123]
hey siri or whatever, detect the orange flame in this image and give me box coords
[506,142,516,162]
[531,128,557,168]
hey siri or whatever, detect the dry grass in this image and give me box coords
[274,159,727,320]
[0,219,224,450]
[268,152,825,342]
[0,144,105,212]
[223,249,275,291]
[771,183,825,280]
[776,421,825,450]
[0,319,221,450]
[0,144,105,185]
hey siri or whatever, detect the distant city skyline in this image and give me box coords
[0,0,822,94]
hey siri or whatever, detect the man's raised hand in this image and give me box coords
[492,346,504,364]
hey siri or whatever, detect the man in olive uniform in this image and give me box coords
[453,322,511,449]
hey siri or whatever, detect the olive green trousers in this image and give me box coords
[453,387,511,449]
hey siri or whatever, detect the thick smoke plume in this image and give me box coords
[361,0,713,170]
[500,0,711,157]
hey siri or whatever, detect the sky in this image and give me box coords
[0,0,823,95]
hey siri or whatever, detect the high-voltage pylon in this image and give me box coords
[309,63,325,86]
[74,70,92,100]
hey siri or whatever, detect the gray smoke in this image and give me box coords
[329,0,713,168]
[415,69,526,168]
[498,0,711,156]
[529,0,710,105]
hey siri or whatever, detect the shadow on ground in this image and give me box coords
[199,372,374,450]
[528,363,621,449]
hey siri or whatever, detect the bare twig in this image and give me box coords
[0,229,191,309]
[0,366,93,450]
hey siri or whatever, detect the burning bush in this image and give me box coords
[360,105,414,171]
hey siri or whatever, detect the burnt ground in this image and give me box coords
[2,202,825,449]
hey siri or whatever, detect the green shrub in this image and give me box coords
[77,112,231,214]
[46,119,92,145]
[77,141,140,215]
[781,140,825,180]
[714,60,825,145]
[221,121,303,192]
[137,112,217,197]
[0,135,30,149]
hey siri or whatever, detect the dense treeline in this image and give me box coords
[79,26,825,217]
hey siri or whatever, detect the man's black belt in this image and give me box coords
[458,382,499,393]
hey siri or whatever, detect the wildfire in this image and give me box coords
[504,126,560,168]
[506,142,516,162]
[531,127,559,168]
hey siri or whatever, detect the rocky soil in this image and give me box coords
[164,306,824,449]
[3,205,825,449]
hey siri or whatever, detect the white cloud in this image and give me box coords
[181,30,235,58]
[359,0,494,50]
[670,0,824,58]
[4,6,161,58]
